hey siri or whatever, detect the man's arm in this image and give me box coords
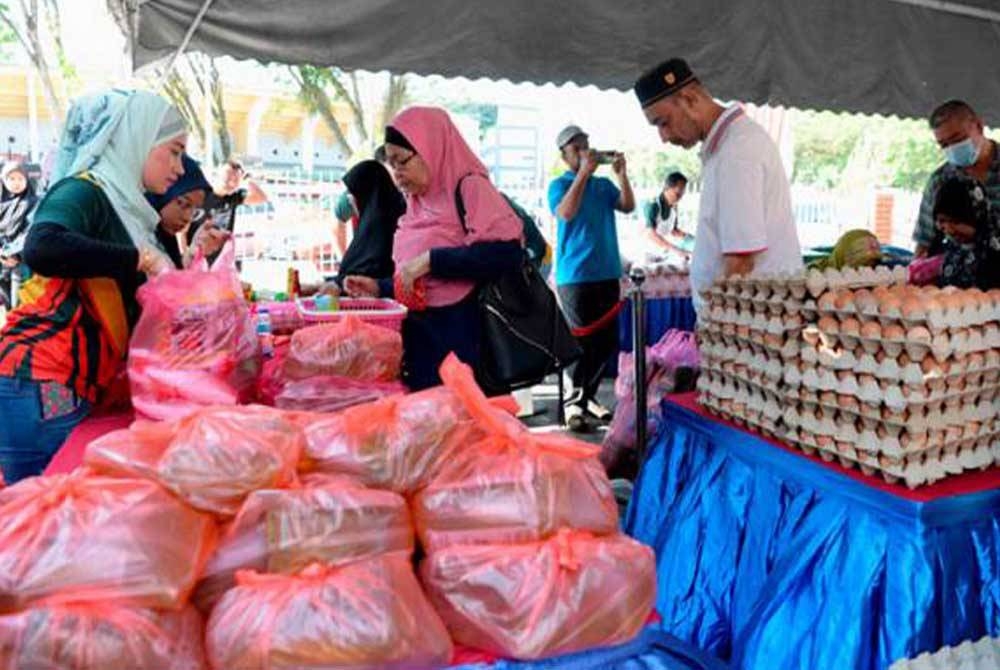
[243,179,269,206]
[612,154,635,213]
[647,227,673,250]
[555,152,597,221]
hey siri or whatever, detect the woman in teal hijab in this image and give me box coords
[0,89,188,484]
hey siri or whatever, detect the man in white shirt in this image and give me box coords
[633,58,803,314]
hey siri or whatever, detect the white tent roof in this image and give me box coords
[134,0,1000,122]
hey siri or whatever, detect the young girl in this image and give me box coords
[934,174,1000,290]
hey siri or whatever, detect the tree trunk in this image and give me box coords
[291,66,354,158]
[0,0,65,122]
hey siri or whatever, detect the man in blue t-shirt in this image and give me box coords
[548,124,635,432]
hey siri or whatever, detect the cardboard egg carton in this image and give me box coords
[889,637,1000,670]
[816,285,1000,332]
[704,266,906,306]
[794,343,1000,382]
[813,319,1000,361]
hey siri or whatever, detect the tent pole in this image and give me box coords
[885,0,1000,23]
[163,0,216,75]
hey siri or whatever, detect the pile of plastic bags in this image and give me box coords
[0,348,658,668]
[127,243,261,421]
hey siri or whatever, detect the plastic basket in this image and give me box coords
[295,297,408,332]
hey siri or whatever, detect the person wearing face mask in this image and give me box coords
[633,58,802,315]
[912,100,1000,259]
[0,90,185,483]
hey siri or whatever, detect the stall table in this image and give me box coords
[625,393,1000,670]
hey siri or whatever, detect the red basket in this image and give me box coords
[295,297,409,332]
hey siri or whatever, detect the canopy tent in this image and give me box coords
[134,0,1000,123]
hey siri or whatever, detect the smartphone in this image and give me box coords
[593,150,619,165]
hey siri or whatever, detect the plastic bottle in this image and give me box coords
[256,307,275,358]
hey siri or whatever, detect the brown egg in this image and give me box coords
[920,356,941,375]
[897,352,912,367]
[860,321,882,339]
[883,323,905,340]
[834,290,855,312]
[840,317,861,336]
[818,316,839,333]
[880,294,902,316]
[900,296,926,320]
[872,285,891,298]
[907,326,932,345]
[818,292,838,312]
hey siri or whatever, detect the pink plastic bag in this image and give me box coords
[283,316,402,382]
[908,254,944,286]
[421,530,656,660]
[84,405,302,518]
[273,375,405,413]
[128,242,261,421]
[193,473,413,612]
[0,472,216,613]
[206,557,452,670]
[0,603,206,670]
[412,357,618,552]
[302,385,518,495]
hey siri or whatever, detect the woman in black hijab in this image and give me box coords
[324,159,406,292]
[0,163,38,308]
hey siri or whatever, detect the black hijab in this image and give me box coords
[0,165,37,248]
[336,160,405,283]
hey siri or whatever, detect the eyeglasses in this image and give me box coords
[387,151,417,171]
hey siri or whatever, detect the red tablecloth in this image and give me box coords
[669,391,1000,503]
[43,411,134,476]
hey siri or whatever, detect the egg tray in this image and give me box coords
[705,265,906,303]
[797,344,1000,379]
[816,288,1000,331]
[707,297,814,321]
[792,369,1000,410]
[700,350,785,385]
[698,328,798,358]
[796,396,999,433]
[703,304,807,330]
[699,370,796,412]
[813,321,1000,359]
[889,637,1000,670]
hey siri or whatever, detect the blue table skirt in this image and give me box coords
[619,297,697,353]
[624,399,1000,670]
[454,627,729,669]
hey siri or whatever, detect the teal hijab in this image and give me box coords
[49,89,187,249]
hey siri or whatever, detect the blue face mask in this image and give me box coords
[944,137,981,167]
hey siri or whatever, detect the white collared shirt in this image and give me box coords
[690,105,803,313]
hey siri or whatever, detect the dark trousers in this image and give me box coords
[557,280,620,407]
[401,292,481,392]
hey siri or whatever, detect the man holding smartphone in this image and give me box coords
[548,125,636,432]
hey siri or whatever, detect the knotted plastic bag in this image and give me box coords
[412,356,618,551]
[0,472,216,612]
[283,316,402,382]
[193,473,413,612]
[0,603,206,670]
[84,405,302,517]
[421,530,656,660]
[206,556,452,670]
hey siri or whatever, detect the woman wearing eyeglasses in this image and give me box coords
[149,154,230,268]
[342,106,524,391]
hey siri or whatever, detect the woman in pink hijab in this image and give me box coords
[343,106,523,390]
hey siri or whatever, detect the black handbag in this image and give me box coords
[455,176,582,394]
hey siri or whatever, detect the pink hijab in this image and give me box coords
[390,106,521,307]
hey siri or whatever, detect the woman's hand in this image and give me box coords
[137,246,172,276]
[343,275,380,297]
[317,281,341,297]
[399,251,431,294]
[193,223,230,258]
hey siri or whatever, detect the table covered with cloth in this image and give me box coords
[624,392,1000,670]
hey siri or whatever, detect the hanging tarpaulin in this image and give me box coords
[134,0,1000,123]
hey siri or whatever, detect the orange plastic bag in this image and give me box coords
[0,472,216,613]
[206,556,452,670]
[0,603,206,670]
[302,387,516,495]
[193,473,413,612]
[84,406,302,517]
[412,356,618,551]
[128,242,261,421]
[283,316,402,382]
[421,530,656,660]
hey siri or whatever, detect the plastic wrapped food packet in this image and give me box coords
[193,473,413,612]
[283,316,402,382]
[412,355,618,551]
[421,530,656,660]
[0,472,216,613]
[206,556,452,670]
[0,603,206,670]
[85,405,303,518]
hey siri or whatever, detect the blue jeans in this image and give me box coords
[0,377,91,485]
